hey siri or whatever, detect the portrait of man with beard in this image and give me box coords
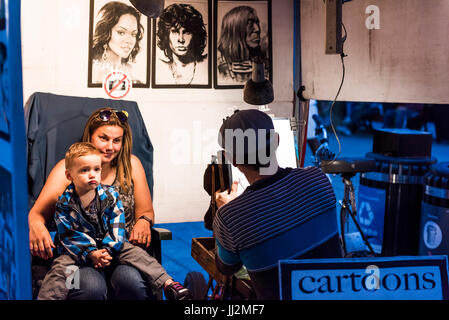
[214,1,272,88]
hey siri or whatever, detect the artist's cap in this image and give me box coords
[218,109,276,165]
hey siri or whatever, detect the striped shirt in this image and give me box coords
[214,167,336,251]
[213,166,340,299]
[214,167,338,271]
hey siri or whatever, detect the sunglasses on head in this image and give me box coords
[98,109,128,123]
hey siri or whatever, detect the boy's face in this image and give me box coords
[66,154,102,193]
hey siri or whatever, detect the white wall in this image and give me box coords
[21,0,295,223]
[300,0,449,104]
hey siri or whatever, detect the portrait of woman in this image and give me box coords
[88,0,150,88]
[214,0,272,88]
[152,1,211,88]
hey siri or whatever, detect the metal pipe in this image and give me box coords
[295,99,310,168]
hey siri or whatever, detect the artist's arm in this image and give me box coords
[215,181,239,209]
[215,240,243,276]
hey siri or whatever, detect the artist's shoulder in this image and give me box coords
[286,166,329,180]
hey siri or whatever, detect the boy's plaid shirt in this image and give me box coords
[54,183,127,264]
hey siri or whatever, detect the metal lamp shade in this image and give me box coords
[243,62,274,105]
[129,0,165,18]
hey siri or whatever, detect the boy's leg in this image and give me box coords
[37,254,78,300]
[116,242,172,289]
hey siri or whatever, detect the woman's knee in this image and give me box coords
[67,266,107,300]
[109,264,152,300]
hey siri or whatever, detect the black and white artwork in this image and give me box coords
[214,0,272,89]
[88,0,151,88]
[152,0,212,88]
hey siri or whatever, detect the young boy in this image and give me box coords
[37,142,191,300]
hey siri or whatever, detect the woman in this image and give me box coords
[28,108,156,299]
[91,1,144,85]
[217,6,269,85]
[155,3,208,85]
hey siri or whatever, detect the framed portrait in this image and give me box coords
[152,0,212,88]
[87,0,151,88]
[214,0,272,89]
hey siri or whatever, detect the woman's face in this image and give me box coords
[108,13,138,59]
[168,26,192,57]
[245,12,261,49]
[90,125,124,164]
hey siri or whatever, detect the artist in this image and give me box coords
[213,109,343,300]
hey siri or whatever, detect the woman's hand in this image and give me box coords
[29,221,55,260]
[129,218,152,249]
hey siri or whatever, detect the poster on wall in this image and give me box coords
[87,0,151,88]
[214,0,272,89]
[152,0,212,88]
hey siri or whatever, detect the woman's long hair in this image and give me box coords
[218,6,258,64]
[82,107,133,193]
[157,3,207,63]
[92,1,144,63]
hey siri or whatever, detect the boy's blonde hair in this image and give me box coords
[65,142,101,170]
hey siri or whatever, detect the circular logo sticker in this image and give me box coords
[423,221,442,249]
[103,71,132,100]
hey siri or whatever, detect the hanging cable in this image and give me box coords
[321,22,348,168]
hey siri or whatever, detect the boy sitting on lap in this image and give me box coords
[38,142,191,300]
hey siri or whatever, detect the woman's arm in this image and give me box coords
[128,154,155,249]
[28,159,71,259]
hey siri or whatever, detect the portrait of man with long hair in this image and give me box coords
[153,0,211,88]
[214,0,272,88]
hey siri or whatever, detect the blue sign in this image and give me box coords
[357,184,386,254]
[0,0,31,299]
[419,202,449,256]
[279,256,449,300]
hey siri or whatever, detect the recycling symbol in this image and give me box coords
[358,201,374,226]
